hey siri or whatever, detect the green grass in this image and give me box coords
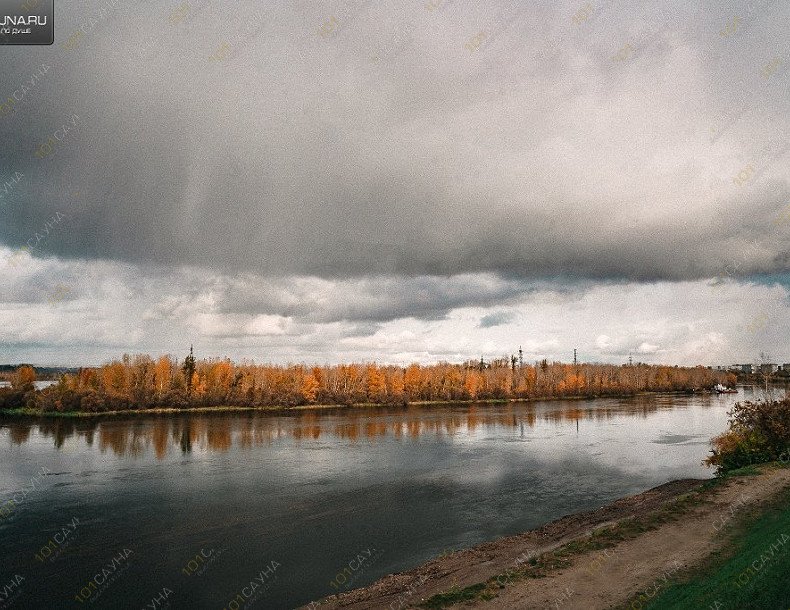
[635,484,790,610]
[418,583,489,609]
[0,408,92,418]
[0,390,699,419]
[0,404,326,418]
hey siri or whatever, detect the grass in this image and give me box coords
[0,404,335,418]
[419,583,490,609]
[0,390,702,419]
[633,480,790,609]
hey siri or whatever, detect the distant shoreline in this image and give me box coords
[0,389,716,418]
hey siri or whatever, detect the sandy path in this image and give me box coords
[301,467,790,610]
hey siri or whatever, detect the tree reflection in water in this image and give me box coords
[0,396,721,459]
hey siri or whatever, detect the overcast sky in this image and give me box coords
[1,0,789,366]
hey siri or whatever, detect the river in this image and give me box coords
[0,390,758,608]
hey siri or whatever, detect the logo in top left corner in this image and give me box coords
[0,0,53,45]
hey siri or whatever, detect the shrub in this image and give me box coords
[0,387,25,409]
[79,391,102,413]
[706,398,790,473]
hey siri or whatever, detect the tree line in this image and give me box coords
[0,350,732,414]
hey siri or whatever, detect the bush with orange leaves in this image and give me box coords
[706,398,790,474]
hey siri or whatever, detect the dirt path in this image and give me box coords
[301,466,790,610]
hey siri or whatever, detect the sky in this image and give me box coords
[1,0,789,367]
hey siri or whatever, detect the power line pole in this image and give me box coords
[573,348,577,366]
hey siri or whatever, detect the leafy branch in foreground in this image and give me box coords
[706,398,790,473]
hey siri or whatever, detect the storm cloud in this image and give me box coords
[1,0,789,364]
[1,0,788,279]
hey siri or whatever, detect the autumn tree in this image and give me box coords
[387,367,405,401]
[12,365,36,390]
[211,361,233,395]
[154,356,172,396]
[191,371,205,397]
[464,370,480,399]
[366,364,387,402]
[404,364,422,399]
[102,362,128,397]
[301,372,320,403]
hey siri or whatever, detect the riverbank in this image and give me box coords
[0,390,709,418]
[301,463,790,609]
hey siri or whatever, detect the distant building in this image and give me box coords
[719,363,781,374]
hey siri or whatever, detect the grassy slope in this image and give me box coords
[637,476,790,610]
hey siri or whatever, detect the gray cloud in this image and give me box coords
[212,273,533,322]
[479,311,516,328]
[1,247,789,366]
[0,0,788,283]
[3,1,790,365]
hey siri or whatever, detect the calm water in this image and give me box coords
[0,391,758,608]
[0,380,57,390]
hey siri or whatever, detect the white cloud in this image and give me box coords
[1,248,787,366]
[595,335,612,349]
[637,342,659,354]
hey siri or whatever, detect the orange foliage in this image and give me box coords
[366,364,386,401]
[301,372,320,403]
[154,356,172,394]
[404,364,422,398]
[12,365,36,389]
[18,351,729,413]
[464,371,480,399]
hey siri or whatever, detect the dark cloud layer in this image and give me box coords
[2,1,790,365]
[0,0,788,283]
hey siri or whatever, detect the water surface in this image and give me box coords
[0,391,754,608]
[0,380,57,390]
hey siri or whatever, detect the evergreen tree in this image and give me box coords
[182,345,196,395]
